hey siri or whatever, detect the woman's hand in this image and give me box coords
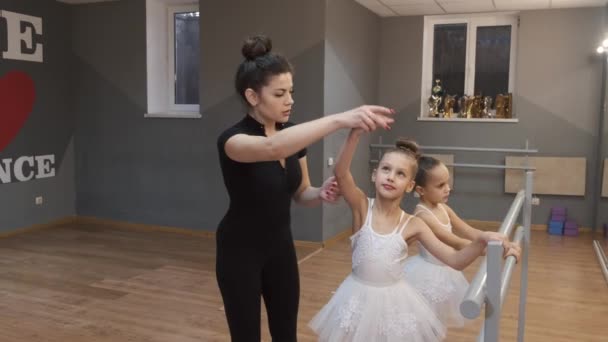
[337,105,395,132]
[319,176,341,204]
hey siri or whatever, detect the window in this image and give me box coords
[145,0,200,118]
[168,5,200,112]
[420,13,518,121]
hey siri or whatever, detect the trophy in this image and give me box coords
[458,96,466,118]
[471,96,482,118]
[495,93,513,118]
[463,95,482,118]
[443,95,456,118]
[427,96,441,118]
[482,96,493,118]
[463,96,473,118]
[427,79,444,117]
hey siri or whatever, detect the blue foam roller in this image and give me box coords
[549,221,564,230]
[548,226,563,235]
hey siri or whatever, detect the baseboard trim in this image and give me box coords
[293,240,323,248]
[2,216,595,243]
[322,229,352,248]
[465,219,593,233]
[75,216,216,238]
[0,216,77,238]
[76,217,355,248]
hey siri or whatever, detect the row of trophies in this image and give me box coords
[427,80,513,119]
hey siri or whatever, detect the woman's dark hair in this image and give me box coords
[415,156,442,187]
[235,35,293,106]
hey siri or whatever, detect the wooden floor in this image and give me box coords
[0,222,606,341]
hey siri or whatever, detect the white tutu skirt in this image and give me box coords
[403,255,470,327]
[309,274,446,342]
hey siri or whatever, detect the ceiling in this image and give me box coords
[55,0,607,16]
[355,0,608,16]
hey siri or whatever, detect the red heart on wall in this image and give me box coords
[0,71,35,152]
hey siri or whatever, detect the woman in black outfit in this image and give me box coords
[216,35,394,341]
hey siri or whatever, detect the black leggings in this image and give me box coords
[216,238,300,342]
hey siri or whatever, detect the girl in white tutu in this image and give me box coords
[403,156,519,328]
[309,129,518,342]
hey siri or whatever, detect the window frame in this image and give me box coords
[420,12,519,120]
[167,4,200,114]
[145,0,201,119]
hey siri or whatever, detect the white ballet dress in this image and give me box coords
[309,199,446,342]
[402,203,470,327]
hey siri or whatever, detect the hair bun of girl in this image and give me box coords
[242,35,272,60]
[395,138,421,160]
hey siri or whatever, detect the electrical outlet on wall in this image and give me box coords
[531,197,540,206]
[35,196,43,205]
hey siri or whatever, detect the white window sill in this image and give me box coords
[144,112,202,119]
[417,117,518,123]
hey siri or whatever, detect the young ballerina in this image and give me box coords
[309,130,518,341]
[403,156,520,328]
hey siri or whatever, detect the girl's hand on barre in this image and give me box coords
[503,241,522,263]
[477,231,509,246]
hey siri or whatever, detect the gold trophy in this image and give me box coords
[463,95,482,118]
[463,96,473,118]
[495,93,513,118]
[471,95,482,118]
[443,95,456,118]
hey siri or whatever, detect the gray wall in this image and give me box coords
[598,57,608,230]
[596,6,608,231]
[377,8,606,227]
[72,0,156,225]
[10,0,602,239]
[322,0,380,240]
[72,0,327,241]
[0,0,76,232]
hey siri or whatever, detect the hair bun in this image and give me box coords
[395,138,421,160]
[242,35,272,60]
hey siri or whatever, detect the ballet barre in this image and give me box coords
[369,143,538,154]
[593,240,608,286]
[460,190,525,318]
[460,170,532,342]
[368,160,536,171]
[477,226,525,342]
[370,140,536,342]
[369,140,538,171]
[459,181,531,342]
